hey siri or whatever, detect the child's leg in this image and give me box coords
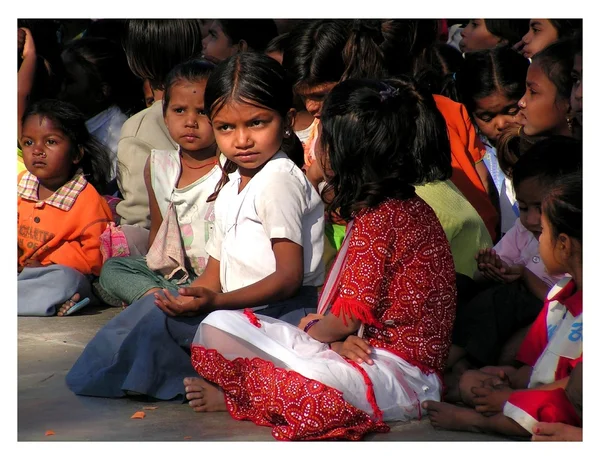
[423,400,530,437]
[99,256,189,305]
[183,376,226,412]
[18,265,91,316]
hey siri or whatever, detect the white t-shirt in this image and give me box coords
[205,151,325,297]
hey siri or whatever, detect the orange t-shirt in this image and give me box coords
[17,171,113,276]
[433,95,498,240]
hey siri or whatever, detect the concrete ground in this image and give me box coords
[18,305,510,442]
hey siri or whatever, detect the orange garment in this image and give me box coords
[433,94,498,240]
[18,171,113,276]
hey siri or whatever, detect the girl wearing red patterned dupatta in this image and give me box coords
[185,77,457,441]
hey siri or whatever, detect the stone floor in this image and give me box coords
[18,305,509,442]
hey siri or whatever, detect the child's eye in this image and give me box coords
[217,124,232,131]
[173,108,184,114]
[46,139,57,145]
[22,139,33,147]
[250,120,265,127]
[477,114,493,123]
[507,107,520,116]
[198,109,207,116]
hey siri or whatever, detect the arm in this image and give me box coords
[306,310,361,343]
[46,196,113,275]
[475,160,501,218]
[155,238,304,315]
[521,268,552,301]
[18,28,36,141]
[143,156,162,248]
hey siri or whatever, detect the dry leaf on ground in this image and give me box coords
[143,406,158,410]
[130,411,146,419]
[45,430,55,436]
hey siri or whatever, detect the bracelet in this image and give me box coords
[303,319,320,333]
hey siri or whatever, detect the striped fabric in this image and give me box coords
[17,169,88,211]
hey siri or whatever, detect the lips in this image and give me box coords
[235,152,259,161]
[32,161,46,167]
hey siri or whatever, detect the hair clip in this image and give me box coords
[452,72,457,81]
[379,83,399,101]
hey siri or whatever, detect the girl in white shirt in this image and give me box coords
[154,51,324,326]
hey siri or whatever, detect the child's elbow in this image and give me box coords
[279,271,304,299]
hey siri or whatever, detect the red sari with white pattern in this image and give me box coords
[190,197,457,441]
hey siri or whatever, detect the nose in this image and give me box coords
[496,116,510,132]
[304,100,323,118]
[526,208,541,228]
[518,97,526,109]
[185,114,198,128]
[234,128,253,149]
[460,27,466,38]
[522,31,531,44]
[201,36,209,51]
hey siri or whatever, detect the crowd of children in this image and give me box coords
[17,18,583,442]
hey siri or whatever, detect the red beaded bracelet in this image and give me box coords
[303,319,320,333]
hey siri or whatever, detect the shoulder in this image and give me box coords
[255,153,312,195]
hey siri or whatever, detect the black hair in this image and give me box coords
[413,43,464,101]
[204,52,303,200]
[22,99,112,194]
[284,19,440,89]
[456,45,529,113]
[216,19,279,53]
[542,171,582,242]
[484,19,530,47]
[265,32,290,55]
[548,19,582,39]
[511,136,582,193]
[162,59,216,117]
[123,19,204,90]
[320,77,452,221]
[531,38,576,102]
[61,37,143,116]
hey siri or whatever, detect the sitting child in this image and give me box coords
[447,137,582,376]
[97,59,220,306]
[423,170,582,438]
[183,77,457,441]
[18,99,113,316]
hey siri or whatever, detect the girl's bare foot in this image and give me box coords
[422,400,487,433]
[57,293,81,317]
[183,377,226,412]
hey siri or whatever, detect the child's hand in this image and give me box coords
[298,313,325,331]
[496,260,525,283]
[531,422,582,442]
[476,248,505,283]
[18,27,35,60]
[154,286,217,316]
[330,335,374,365]
[471,385,514,415]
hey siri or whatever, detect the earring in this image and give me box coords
[284,128,292,138]
[567,116,573,132]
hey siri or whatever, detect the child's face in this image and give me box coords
[473,91,521,144]
[295,82,338,119]
[517,62,570,137]
[459,19,502,54]
[20,115,78,188]
[211,100,287,177]
[164,80,215,156]
[516,177,543,239]
[538,213,563,275]
[521,19,558,59]
[571,53,582,125]
[202,20,236,64]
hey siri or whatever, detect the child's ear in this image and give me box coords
[286,108,297,130]
[73,146,84,165]
[237,39,249,52]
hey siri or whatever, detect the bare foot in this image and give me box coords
[532,422,582,441]
[183,377,226,412]
[422,400,487,433]
[57,293,80,317]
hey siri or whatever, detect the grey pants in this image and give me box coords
[18,265,92,316]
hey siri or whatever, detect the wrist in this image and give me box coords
[303,318,320,333]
